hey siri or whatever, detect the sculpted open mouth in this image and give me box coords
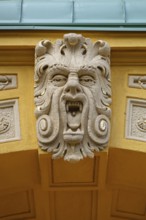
[66,101,82,114]
[63,101,84,144]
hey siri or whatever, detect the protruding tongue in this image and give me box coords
[67,111,81,130]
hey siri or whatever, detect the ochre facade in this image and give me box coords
[0,31,146,220]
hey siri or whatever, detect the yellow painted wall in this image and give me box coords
[0,31,146,220]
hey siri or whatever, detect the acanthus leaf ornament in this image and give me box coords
[34,33,112,162]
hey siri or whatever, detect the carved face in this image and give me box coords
[34,34,111,162]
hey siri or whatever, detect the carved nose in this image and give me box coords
[64,75,82,95]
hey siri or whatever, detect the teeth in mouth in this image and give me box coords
[66,101,83,114]
[66,104,69,112]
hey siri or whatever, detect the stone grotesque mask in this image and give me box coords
[34,33,111,162]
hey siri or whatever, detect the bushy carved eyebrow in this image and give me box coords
[48,64,70,78]
[78,66,97,78]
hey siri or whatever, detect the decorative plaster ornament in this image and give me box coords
[0,75,17,90]
[128,75,146,89]
[126,98,146,142]
[0,99,21,143]
[137,116,146,132]
[34,33,111,162]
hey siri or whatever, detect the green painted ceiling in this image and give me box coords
[0,0,146,31]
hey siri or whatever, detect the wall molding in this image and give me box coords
[0,47,146,66]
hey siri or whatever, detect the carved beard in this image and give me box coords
[37,84,110,162]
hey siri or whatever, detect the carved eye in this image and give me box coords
[79,75,95,86]
[51,75,67,86]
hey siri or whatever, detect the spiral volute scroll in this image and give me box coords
[94,114,110,144]
[37,115,53,143]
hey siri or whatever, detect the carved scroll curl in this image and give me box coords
[34,33,111,162]
[0,116,10,134]
[136,116,146,132]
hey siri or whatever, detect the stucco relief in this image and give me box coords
[34,33,111,162]
[126,98,146,141]
[0,99,21,143]
[128,75,146,89]
[0,75,17,90]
